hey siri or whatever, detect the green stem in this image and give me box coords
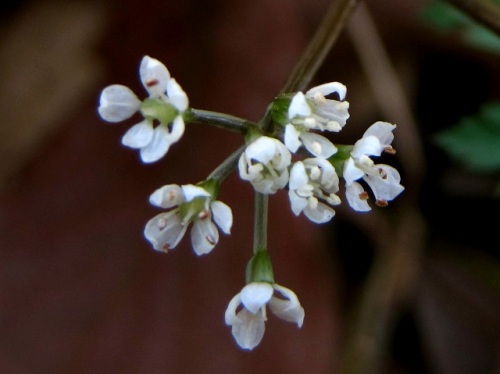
[206,144,246,183]
[187,108,256,134]
[253,192,268,254]
[260,0,360,132]
[254,0,359,245]
[280,0,360,94]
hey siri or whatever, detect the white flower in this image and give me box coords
[343,121,404,211]
[283,82,350,158]
[284,93,337,158]
[238,136,292,194]
[98,55,189,163]
[144,184,232,255]
[305,82,350,131]
[288,158,341,223]
[225,282,305,350]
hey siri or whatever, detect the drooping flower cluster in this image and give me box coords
[98,56,188,163]
[225,282,304,350]
[144,183,232,256]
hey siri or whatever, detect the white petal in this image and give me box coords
[351,135,383,158]
[288,92,311,118]
[181,185,210,202]
[225,293,242,325]
[300,133,337,158]
[98,85,141,122]
[238,153,252,181]
[251,179,279,194]
[149,184,183,208]
[272,140,292,170]
[139,125,170,163]
[363,121,396,146]
[231,308,266,350]
[303,157,339,192]
[211,201,233,234]
[289,161,308,190]
[165,115,185,143]
[364,165,404,201]
[343,158,364,185]
[167,78,189,112]
[121,120,154,148]
[306,82,347,101]
[139,56,170,97]
[269,284,305,327]
[284,124,301,153]
[314,100,350,128]
[304,202,336,223]
[240,282,274,314]
[191,219,219,255]
[143,211,187,252]
[288,190,308,216]
[245,137,278,164]
[345,182,371,212]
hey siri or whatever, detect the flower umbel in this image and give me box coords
[225,282,305,350]
[98,55,189,163]
[144,183,232,255]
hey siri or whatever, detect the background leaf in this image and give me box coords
[434,101,500,172]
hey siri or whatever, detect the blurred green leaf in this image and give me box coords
[434,101,500,172]
[420,0,500,54]
[420,1,470,30]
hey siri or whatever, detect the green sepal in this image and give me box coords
[246,249,275,284]
[178,196,207,222]
[244,126,264,144]
[328,144,353,177]
[197,178,220,199]
[182,108,195,123]
[271,94,294,128]
[140,98,178,124]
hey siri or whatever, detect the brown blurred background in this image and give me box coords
[0,0,499,373]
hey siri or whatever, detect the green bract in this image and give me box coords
[246,249,275,284]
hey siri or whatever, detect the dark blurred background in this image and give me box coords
[0,0,499,373]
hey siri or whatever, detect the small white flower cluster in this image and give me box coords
[225,282,304,350]
[239,83,404,222]
[97,56,406,352]
[98,56,188,163]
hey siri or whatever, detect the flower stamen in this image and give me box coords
[384,146,396,155]
[359,191,369,200]
[206,234,216,245]
[198,209,211,220]
[146,78,160,87]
